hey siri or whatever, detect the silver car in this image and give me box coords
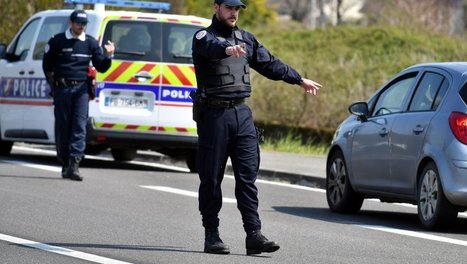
[326,62,467,230]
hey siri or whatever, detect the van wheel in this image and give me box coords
[326,150,363,213]
[0,140,13,155]
[186,150,197,173]
[417,162,458,230]
[85,145,108,155]
[111,148,137,161]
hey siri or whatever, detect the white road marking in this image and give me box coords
[356,224,467,247]
[10,145,189,172]
[140,185,237,204]
[1,159,60,172]
[225,175,326,193]
[0,233,133,264]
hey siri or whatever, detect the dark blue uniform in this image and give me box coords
[42,29,111,172]
[192,15,303,232]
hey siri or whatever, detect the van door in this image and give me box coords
[0,17,48,141]
[94,20,162,135]
[158,22,200,134]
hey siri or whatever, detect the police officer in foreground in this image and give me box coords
[192,0,322,255]
[42,10,114,181]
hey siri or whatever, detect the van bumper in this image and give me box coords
[86,119,198,151]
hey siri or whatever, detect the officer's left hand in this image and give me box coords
[300,78,322,95]
[104,40,115,57]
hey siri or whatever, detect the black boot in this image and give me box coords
[67,157,83,181]
[204,228,230,254]
[61,164,70,179]
[246,230,280,255]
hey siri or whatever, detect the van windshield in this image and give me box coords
[103,20,202,64]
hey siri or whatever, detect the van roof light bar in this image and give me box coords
[64,0,171,11]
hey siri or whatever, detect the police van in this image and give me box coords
[0,0,210,172]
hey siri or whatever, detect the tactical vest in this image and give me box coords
[198,30,251,96]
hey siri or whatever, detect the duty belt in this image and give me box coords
[206,98,245,108]
[55,78,86,88]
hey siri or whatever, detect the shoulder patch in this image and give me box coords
[196,30,207,40]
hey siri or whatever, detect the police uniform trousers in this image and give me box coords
[53,82,89,164]
[197,102,262,232]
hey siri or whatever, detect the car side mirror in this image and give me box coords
[348,101,369,121]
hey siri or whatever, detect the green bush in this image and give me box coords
[248,23,467,134]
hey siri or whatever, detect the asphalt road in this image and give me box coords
[2,145,467,264]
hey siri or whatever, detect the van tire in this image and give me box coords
[0,140,13,156]
[186,150,197,173]
[111,148,137,161]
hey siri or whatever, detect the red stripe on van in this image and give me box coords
[168,65,192,86]
[105,62,132,81]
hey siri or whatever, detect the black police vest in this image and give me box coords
[199,30,251,96]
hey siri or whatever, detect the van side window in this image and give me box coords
[33,16,69,60]
[7,18,40,61]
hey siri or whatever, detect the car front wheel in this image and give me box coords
[417,161,458,230]
[326,150,363,213]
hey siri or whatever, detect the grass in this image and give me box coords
[261,133,329,156]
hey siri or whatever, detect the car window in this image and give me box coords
[7,18,40,61]
[33,16,69,60]
[408,72,446,112]
[458,82,467,105]
[372,75,416,116]
[432,78,449,110]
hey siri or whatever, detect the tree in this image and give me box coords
[0,0,62,44]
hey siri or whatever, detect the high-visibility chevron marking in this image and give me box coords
[167,65,192,86]
[94,123,196,134]
[105,62,133,81]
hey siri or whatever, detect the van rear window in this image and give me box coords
[103,20,202,64]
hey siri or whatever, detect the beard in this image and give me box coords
[218,14,237,28]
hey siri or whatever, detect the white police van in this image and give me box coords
[0,0,210,172]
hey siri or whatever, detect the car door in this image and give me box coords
[351,73,417,191]
[389,70,449,195]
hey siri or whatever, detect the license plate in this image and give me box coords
[105,96,149,109]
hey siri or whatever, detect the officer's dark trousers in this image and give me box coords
[197,103,261,232]
[53,83,89,164]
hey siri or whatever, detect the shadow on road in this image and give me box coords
[273,206,467,234]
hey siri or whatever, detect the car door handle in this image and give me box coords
[413,125,424,135]
[28,70,35,75]
[19,70,25,75]
[379,128,389,137]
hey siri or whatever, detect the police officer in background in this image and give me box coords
[192,0,322,255]
[42,10,114,181]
